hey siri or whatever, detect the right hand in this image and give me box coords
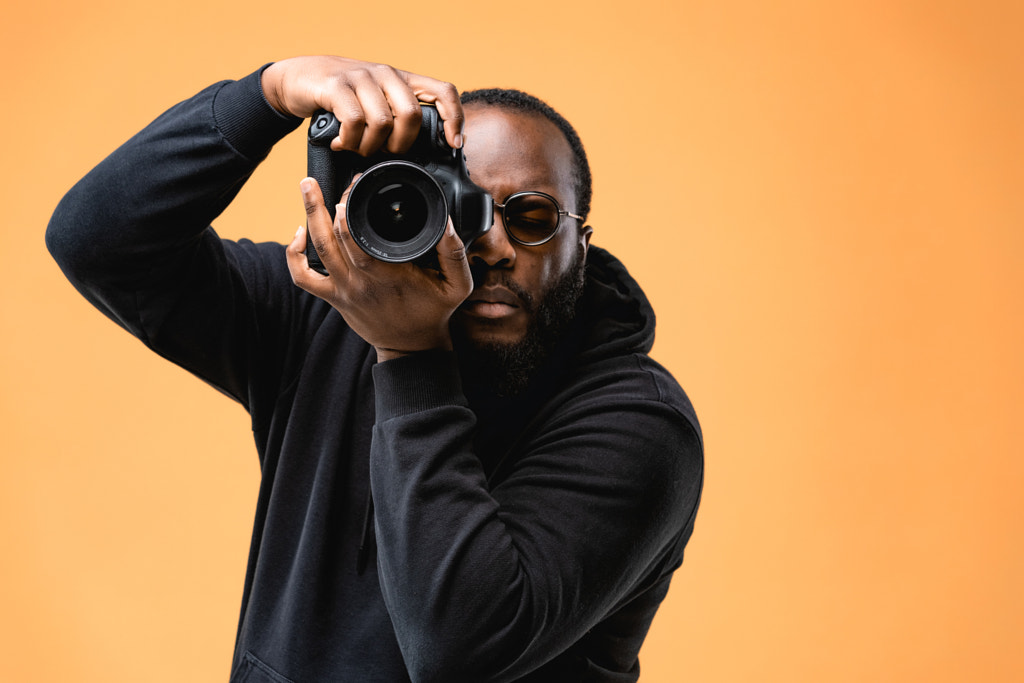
[260,56,464,156]
[286,176,473,362]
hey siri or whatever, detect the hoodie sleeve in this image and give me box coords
[45,66,304,408]
[370,351,703,682]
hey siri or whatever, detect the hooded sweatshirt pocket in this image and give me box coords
[230,652,296,683]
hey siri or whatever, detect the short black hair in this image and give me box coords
[460,88,592,221]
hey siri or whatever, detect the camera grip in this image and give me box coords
[306,112,344,275]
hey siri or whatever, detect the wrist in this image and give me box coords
[374,340,454,363]
[213,65,302,159]
[259,62,288,116]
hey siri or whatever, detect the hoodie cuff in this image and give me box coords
[212,64,303,161]
[372,351,469,421]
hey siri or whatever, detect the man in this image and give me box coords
[47,56,703,682]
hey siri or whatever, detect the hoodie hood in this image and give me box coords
[466,244,662,473]
[575,245,656,364]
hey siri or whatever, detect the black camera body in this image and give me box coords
[306,105,492,272]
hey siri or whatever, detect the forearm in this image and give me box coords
[371,353,529,680]
[369,353,702,681]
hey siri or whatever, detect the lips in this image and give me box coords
[466,286,521,307]
[459,286,522,320]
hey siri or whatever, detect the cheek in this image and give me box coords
[518,235,582,297]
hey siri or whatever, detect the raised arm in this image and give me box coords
[46,56,466,406]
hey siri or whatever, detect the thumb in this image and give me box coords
[435,218,472,296]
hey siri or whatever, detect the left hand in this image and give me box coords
[286,177,473,362]
[261,56,464,155]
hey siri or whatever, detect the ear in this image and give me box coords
[581,224,594,255]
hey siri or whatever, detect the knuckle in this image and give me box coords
[345,106,367,126]
[345,67,370,85]
[312,237,332,255]
[397,101,423,119]
[446,109,464,127]
[351,252,374,270]
[371,63,397,79]
[438,81,459,100]
[330,70,354,86]
[325,77,354,102]
[448,246,467,262]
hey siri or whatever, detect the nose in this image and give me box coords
[467,206,517,268]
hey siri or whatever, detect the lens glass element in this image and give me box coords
[346,161,448,263]
[366,183,429,244]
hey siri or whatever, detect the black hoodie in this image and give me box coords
[47,66,703,683]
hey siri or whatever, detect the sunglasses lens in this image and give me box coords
[504,194,560,244]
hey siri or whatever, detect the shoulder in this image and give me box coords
[519,351,703,509]
[557,351,702,450]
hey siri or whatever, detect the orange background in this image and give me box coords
[2,1,1022,681]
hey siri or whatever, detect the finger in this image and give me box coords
[402,72,464,149]
[288,223,306,254]
[301,177,350,278]
[332,175,377,271]
[285,223,342,305]
[434,217,472,298]
[319,83,370,153]
[373,68,423,153]
[346,68,397,156]
[286,224,321,290]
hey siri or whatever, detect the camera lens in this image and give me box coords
[365,183,429,244]
[346,161,448,263]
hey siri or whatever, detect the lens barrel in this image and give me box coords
[345,161,449,263]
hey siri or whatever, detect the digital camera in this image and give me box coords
[305,104,492,272]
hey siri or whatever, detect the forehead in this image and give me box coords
[462,105,576,205]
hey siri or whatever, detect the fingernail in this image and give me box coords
[300,178,312,193]
[453,133,464,149]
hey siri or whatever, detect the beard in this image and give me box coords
[452,244,587,398]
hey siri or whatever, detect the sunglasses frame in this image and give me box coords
[493,191,584,246]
